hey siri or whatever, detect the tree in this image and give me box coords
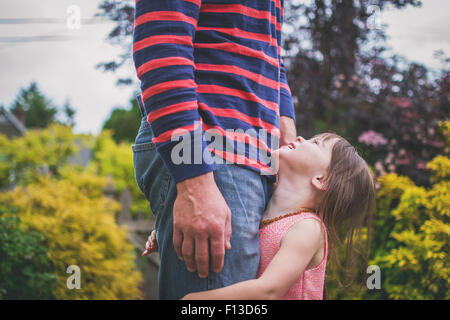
[8,82,77,129]
[96,0,135,86]
[102,97,141,143]
[9,82,58,129]
[61,100,77,128]
[282,0,448,185]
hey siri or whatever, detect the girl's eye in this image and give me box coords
[313,139,318,144]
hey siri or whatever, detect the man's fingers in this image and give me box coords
[181,236,196,273]
[210,233,225,274]
[225,209,232,250]
[211,209,231,272]
[173,229,184,261]
[195,237,210,278]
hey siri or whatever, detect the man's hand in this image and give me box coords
[173,172,232,278]
[279,116,297,147]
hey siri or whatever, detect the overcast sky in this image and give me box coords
[0,0,449,135]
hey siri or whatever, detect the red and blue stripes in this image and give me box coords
[133,0,295,183]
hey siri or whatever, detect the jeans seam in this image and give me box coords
[132,142,155,152]
[207,164,240,290]
[226,164,251,228]
[157,171,171,215]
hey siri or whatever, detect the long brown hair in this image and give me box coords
[314,132,376,291]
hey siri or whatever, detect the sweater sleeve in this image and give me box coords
[279,58,296,122]
[133,0,216,183]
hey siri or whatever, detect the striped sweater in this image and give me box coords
[133,0,295,183]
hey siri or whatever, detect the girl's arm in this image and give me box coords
[182,219,323,300]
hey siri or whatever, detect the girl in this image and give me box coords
[143,132,376,300]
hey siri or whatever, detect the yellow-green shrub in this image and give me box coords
[86,129,150,217]
[0,124,79,188]
[0,174,143,300]
[326,155,449,300]
[369,155,449,299]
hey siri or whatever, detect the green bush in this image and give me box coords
[0,124,79,189]
[326,155,450,299]
[369,155,449,299]
[0,175,143,300]
[86,129,150,217]
[0,206,56,299]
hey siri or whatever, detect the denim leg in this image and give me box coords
[208,163,271,288]
[132,117,273,300]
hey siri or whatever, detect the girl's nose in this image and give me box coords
[296,136,303,143]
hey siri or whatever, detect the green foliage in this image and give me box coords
[0,121,151,216]
[0,206,56,300]
[426,155,450,184]
[283,1,447,186]
[0,124,80,189]
[372,156,449,299]
[9,82,58,129]
[86,129,150,217]
[102,97,141,144]
[0,123,147,299]
[327,155,450,300]
[0,175,143,300]
[61,100,76,128]
[9,82,76,129]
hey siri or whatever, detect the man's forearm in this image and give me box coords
[176,171,215,193]
[279,116,297,147]
[278,58,296,147]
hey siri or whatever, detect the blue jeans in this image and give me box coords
[132,117,273,299]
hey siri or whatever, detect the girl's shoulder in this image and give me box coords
[282,216,327,270]
[281,216,324,249]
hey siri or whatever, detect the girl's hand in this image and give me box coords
[142,230,158,256]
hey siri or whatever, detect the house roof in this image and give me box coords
[0,106,26,138]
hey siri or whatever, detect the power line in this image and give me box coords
[0,17,115,44]
[0,17,112,25]
[0,35,74,43]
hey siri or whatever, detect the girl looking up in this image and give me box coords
[144,132,376,300]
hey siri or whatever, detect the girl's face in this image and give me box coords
[275,134,339,182]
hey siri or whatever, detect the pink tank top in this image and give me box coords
[256,211,328,300]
